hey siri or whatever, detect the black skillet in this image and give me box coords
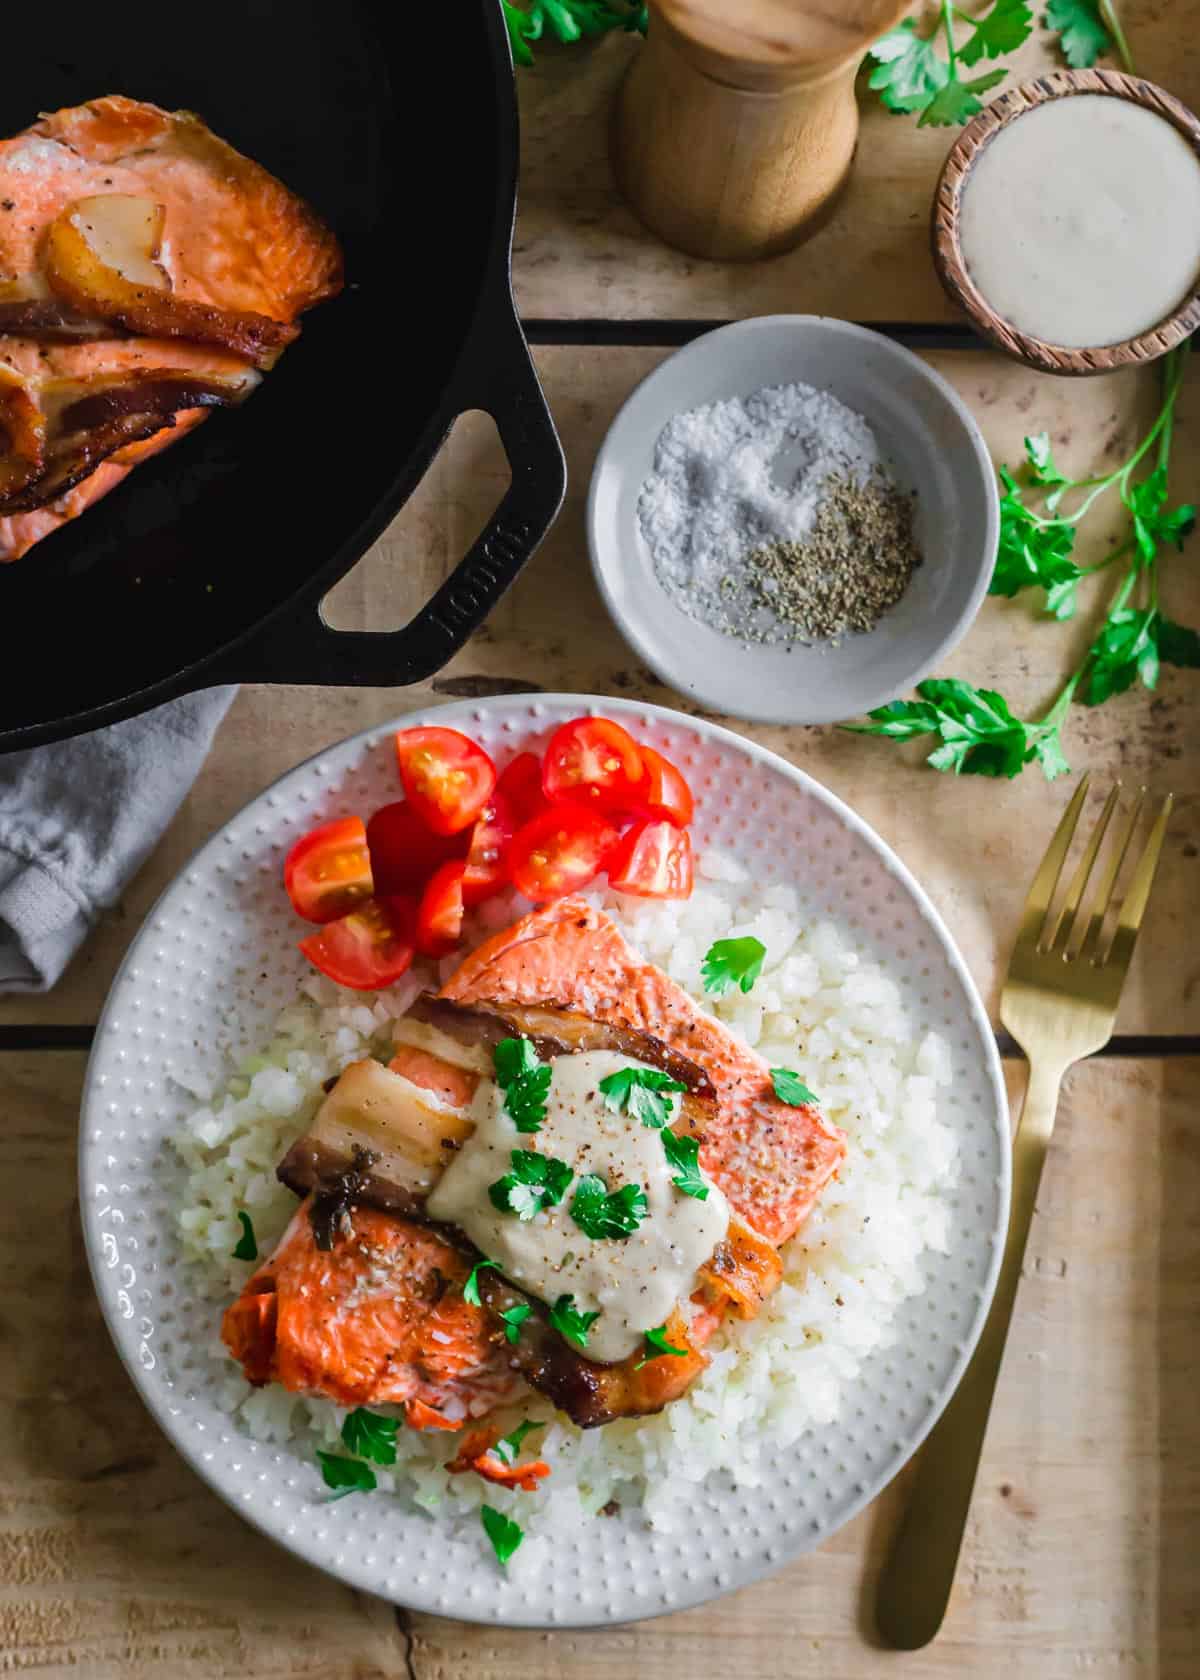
[0,0,566,751]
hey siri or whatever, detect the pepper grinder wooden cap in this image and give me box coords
[612,0,910,262]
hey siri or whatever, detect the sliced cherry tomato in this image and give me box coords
[366,800,468,895]
[393,727,497,836]
[298,894,416,990]
[634,745,695,828]
[542,716,645,811]
[415,859,467,958]
[507,804,621,902]
[283,817,374,924]
[496,751,548,827]
[461,788,517,907]
[608,819,694,900]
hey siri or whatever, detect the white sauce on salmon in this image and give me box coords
[958,95,1200,348]
[426,1050,729,1363]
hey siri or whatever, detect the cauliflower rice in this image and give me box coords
[172,850,957,1572]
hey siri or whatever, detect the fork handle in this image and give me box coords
[875,1052,1065,1648]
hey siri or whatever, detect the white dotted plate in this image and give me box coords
[79,695,1008,1627]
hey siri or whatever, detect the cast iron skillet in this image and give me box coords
[0,0,566,751]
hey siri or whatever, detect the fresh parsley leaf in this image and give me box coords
[1081,607,1160,704]
[847,677,1070,781]
[992,469,1082,617]
[866,21,949,115]
[570,1173,648,1239]
[502,0,646,65]
[597,1065,686,1129]
[1158,617,1200,668]
[489,1149,574,1221]
[494,1418,542,1466]
[494,1037,553,1134]
[463,1258,499,1306]
[701,936,766,998]
[549,1292,600,1349]
[1024,432,1069,488]
[634,1324,689,1369]
[340,1408,398,1466]
[770,1068,819,1107]
[959,0,1033,63]
[481,1504,523,1566]
[316,1450,377,1498]
[919,67,1007,128]
[499,1301,532,1343]
[232,1211,258,1262]
[660,1130,709,1200]
[1125,465,1196,563]
[1045,0,1112,66]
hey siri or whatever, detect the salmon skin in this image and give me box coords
[442,898,847,1247]
[221,1199,517,1421]
[0,95,342,559]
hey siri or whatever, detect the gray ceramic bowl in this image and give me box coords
[587,315,999,726]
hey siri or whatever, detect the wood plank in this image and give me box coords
[3,345,1196,1029]
[511,3,1200,323]
[3,1050,1195,1677]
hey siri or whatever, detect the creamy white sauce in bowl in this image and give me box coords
[957,93,1200,349]
[426,1050,730,1363]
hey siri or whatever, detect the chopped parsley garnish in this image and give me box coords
[598,1065,686,1129]
[316,1450,377,1498]
[660,1129,709,1200]
[494,1036,552,1134]
[570,1173,648,1239]
[549,1292,600,1349]
[770,1068,819,1108]
[701,936,766,998]
[493,1418,543,1466]
[634,1325,689,1369]
[499,1301,532,1343]
[489,1149,574,1221]
[340,1408,398,1466]
[463,1257,499,1305]
[481,1503,523,1566]
[232,1211,258,1261]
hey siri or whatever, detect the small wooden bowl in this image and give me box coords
[932,69,1200,376]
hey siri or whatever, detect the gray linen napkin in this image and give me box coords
[0,687,236,993]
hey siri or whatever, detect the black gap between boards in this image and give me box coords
[521,320,985,352]
[1,1025,1198,1059]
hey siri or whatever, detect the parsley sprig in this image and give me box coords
[463,1257,499,1306]
[481,1503,523,1566]
[341,1407,399,1466]
[660,1129,708,1201]
[770,1068,819,1108]
[489,1149,574,1220]
[232,1211,258,1261]
[634,1325,689,1370]
[549,1292,600,1349]
[847,345,1196,781]
[570,1173,648,1239]
[500,1301,532,1343]
[701,936,766,998]
[502,0,646,68]
[494,1037,553,1135]
[867,1,1127,128]
[598,1065,686,1128]
[493,1418,544,1466]
[317,1450,376,1498]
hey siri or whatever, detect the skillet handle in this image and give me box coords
[208,296,565,686]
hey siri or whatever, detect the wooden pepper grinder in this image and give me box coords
[612,0,911,262]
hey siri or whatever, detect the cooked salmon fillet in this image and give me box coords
[223,900,844,1430]
[441,898,847,1246]
[221,1200,518,1422]
[0,95,342,559]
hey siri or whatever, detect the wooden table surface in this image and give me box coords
[3,8,1198,1676]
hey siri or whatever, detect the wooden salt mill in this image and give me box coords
[612,0,911,262]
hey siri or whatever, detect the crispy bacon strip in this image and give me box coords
[43,202,298,369]
[0,367,257,514]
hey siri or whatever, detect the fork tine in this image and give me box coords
[1075,787,1146,960]
[1016,773,1091,945]
[1101,794,1174,972]
[1044,783,1120,953]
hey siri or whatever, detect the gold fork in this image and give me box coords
[876,776,1173,1649]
